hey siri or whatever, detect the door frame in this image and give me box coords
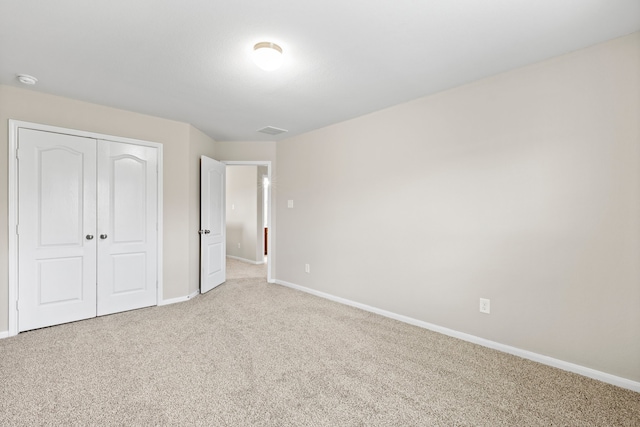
[7,120,164,337]
[223,161,274,283]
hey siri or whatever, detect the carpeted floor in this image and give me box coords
[226,256,268,280]
[1,258,638,426]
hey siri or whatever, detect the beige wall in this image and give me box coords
[188,126,217,295]
[226,166,261,262]
[0,85,211,333]
[215,141,276,164]
[275,33,640,381]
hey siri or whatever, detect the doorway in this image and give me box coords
[262,173,269,258]
[223,161,273,283]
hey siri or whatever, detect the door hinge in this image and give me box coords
[16,148,20,160]
[16,224,20,235]
[16,300,19,311]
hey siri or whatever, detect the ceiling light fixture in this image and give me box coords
[17,74,38,85]
[252,42,283,71]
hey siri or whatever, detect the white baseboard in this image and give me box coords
[1,291,202,336]
[274,279,640,393]
[158,289,200,306]
[227,255,264,265]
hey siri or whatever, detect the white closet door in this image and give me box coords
[17,129,97,332]
[96,140,158,316]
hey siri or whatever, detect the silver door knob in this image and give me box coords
[99,234,108,239]
[86,235,94,240]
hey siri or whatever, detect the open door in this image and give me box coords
[200,156,226,293]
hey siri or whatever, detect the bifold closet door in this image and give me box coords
[17,129,98,332]
[96,140,158,316]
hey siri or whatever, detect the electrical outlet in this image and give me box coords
[237,243,241,249]
[288,200,294,208]
[305,264,310,273]
[479,298,490,314]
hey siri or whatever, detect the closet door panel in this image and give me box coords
[17,129,97,332]
[97,140,158,315]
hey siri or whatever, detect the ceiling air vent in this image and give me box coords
[257,126,288,136]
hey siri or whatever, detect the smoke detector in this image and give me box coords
[17,74,38,85]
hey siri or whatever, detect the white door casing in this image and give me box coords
[200,156,226,293]
[97,140,158,316]
[17,129,98,332]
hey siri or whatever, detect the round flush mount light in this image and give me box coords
[17,74,38,85]
[252,42,283,71]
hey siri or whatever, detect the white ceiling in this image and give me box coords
[1,0,638,141]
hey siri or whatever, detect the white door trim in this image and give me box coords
[222,161,274,283]
[7,120,164,337]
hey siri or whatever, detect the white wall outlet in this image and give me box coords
[305,264,310,273]
[237,243,241,249]
[479,298,490,314]
[231,204,235,210]
[288,200,294,208]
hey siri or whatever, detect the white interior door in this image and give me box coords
[96,140,158,315]
[200,156,226,293]
[17,129,97,332]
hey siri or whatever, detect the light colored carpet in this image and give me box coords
[226,256,268,280]
[1,258,638,426]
